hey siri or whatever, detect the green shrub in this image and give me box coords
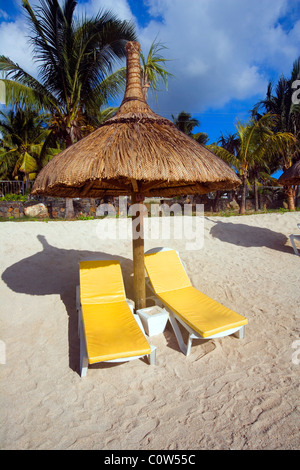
[0,193,27,201]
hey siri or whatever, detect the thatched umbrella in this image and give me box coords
[278,160,300,186]
[32,41,240,310]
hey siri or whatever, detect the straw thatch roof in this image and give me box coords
[278,160,300,186]
[32,42,240,198]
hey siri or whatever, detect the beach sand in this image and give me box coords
[0,212,299,450]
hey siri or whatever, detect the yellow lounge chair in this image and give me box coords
[144,248,248,356]
[76,260,156,376]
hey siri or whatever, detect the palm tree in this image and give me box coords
[211,132,240,212]
[252,58,300,210]
[208,114,296,213]
[0,108,59,185]
[0,0,136,216]
[218,132,240,156]
[252,58,300,140]
[192,132,209,145]
[172,111,209,144]
[140,38,173,102]
[172,111,199,135]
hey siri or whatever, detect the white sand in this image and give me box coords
[0,212,299,450]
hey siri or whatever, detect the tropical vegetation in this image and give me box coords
[140,38,173,102]
[172,111,209,144]
[0,0,136,215]
[250,58,300,210]
[208,114,296,213]
[0,0,299,215]
[0,108,60,184]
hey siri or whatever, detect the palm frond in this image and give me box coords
[0,54,58,111]
[0,147,18,179]
[259,171,279,185]
[2,79,52,111]
[84,106,118,129]
[140,38,174,101]
[2,0,137,151]
[172,111,199,135]
[207,144,240,170]
[193,132,209,145]
[16,151,38,174]
[84,67,127,111]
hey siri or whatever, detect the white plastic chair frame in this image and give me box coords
[145,247,245,356]
[290,223,300,256]
[76,285,156,377]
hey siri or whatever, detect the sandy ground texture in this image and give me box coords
[0,212,299,450]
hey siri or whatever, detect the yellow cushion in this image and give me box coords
[145,250,191,293]
[79,260,150,363]
[159,287,248,338]
[145,250,248,338]
[81,301,151,363]
[80,260,126,304]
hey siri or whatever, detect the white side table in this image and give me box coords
[136,306,169,336]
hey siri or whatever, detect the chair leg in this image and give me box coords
[235,325,245,339]
[77,310,82,338]
[80,340,88,377]
[79,319,88,377]
[148,345,157,365]
[186,334,193,356]
[290,235,300,256]
[168,314,190,355]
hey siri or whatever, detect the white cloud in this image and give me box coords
[76,0,135,21]
[139,0,300,115]
[0,0,299,120]
[0,0,134,79]
[0,17,38,77]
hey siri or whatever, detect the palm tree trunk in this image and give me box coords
[65,130,75,219]
[65,197,75,218]
[142,81,150,100]
[254,178,259,211]
[213,190,221,212]
[296,185,300,207]
[285,186,295,211]
[239,173,247,214]
[25,173,30,191]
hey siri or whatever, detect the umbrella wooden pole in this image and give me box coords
[131,192,146,311]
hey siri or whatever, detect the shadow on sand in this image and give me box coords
[1,234,140,374]
[208,218,292,254]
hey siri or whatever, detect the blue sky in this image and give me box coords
[0,0,299,150]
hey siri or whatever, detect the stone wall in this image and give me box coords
[0,198,99,219]
[0,201,25,219]
[0,192,297,219]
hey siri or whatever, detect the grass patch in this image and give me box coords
[0,193,27,202]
